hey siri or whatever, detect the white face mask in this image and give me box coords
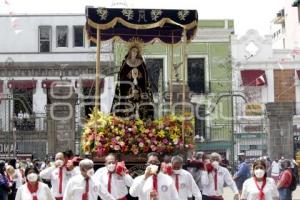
[16,163,20,169]
[254,169,265,178]
[27,173,38,182]
[55,160,64,167]
[107,164,116,172]
[173,169,181,175]
[87,169,94,177]
[212,161,219,169]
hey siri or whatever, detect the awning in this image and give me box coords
[41,80,72,89]
[75,79,105,89]
[41,80,59,89]
[240,70,267,86]
[85,7,198,44]
[7,80,37,89]
[292,0,300,7]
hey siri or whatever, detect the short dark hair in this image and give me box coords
[147,152,160,161]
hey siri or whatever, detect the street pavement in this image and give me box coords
[223,185,300,199]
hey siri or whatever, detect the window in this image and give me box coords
[13,89,35,131]
[195,105,206,138]
[39,26,51,52]
[56,26,68,47]
[73,26,84,47]
[188,58,205,93]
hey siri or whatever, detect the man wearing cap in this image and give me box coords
[40,152,79,200]
[233,152,250,194]
[170,155,202,200]
[64,159,114,200]
[93,154,133,200]
[129,152,179,200]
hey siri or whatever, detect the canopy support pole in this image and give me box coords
[95,28,101,110]
[181,29,187,146]
[170,32,174,113]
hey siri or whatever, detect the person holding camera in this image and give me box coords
[40,152,78,200]
[129,152,179,200]
[93,153,133,200]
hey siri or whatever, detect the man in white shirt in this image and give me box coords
[129,152,179,200]
[271,158,280,183]
[64,159,114,200]
[40,152,79,200]
[201,152,239,200]
[171,155,202,200]
[94,153,133,200]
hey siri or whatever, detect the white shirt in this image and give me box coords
[188,168,203,191]
[15,182,54,200]
[271,161,280,176]
[129,172,179,200]
[171,169,202,200]
[241,177,279,200]
[94,167,133,199]
[40,166,79,197]
[64,174,114,200]
[14,169,25,189]
[201,166,238,196]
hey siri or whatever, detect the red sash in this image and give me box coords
[27,183,38,200]
[214,169,218,191]
[254,177,266,200]
[82,178,89,200]
[108,172,112,193]
[175,174,179,192]
[58,167,63,194]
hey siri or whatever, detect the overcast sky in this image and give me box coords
[0,0,285,36]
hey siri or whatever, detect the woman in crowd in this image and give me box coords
[0,160,9,200]
[241,159,279,200]
[15,166,54,200]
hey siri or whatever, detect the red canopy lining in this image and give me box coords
[7,80,37,89]
[240,70,267,86]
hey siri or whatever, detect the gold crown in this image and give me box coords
[126,37,145,55]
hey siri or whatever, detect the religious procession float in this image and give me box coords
[81,6,198,173]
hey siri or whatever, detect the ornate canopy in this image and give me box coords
[85,7,198,44]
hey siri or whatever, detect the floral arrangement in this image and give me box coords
[81,109,195,157]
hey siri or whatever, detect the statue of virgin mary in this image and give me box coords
[111,43,154,120]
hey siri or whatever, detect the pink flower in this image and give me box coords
[150,145,157,151]
[163,138,169,144]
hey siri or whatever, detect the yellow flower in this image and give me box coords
[158,130,165,138]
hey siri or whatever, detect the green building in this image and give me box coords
[114,19,235,161]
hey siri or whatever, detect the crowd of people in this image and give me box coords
[0,150,298,200]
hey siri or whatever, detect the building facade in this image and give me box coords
[0,14,115,158]
[271,0,300,49]
[232,29,300,160]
